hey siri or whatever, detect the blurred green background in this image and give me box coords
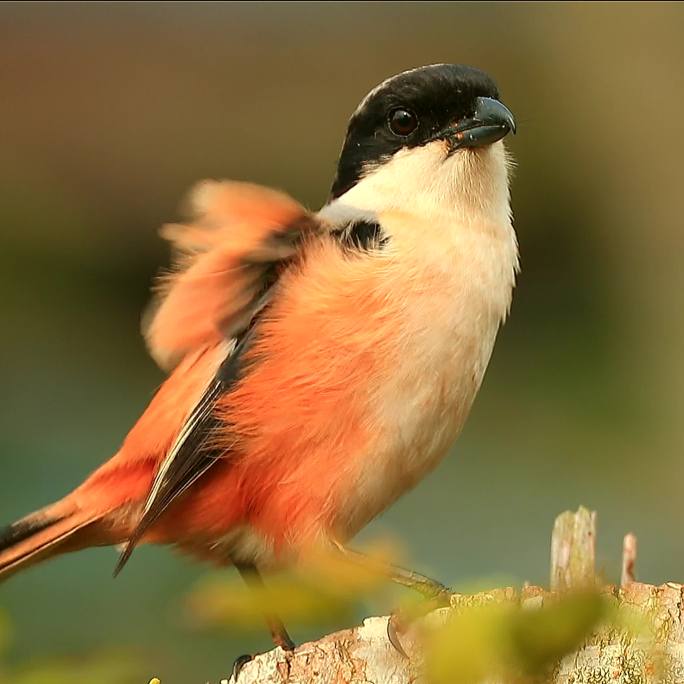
[1,2,683,682]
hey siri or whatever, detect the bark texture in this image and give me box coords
[223,509,684,684]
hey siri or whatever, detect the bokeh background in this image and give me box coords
[1,2,683,682]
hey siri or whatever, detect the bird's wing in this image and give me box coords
[113,364,226,575]
[143,180,321,371]
[115,181,323,573]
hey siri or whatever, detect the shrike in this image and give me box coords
[0,64,517,651]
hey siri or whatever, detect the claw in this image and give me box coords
[230,654,254,681]
[387,614,409,659]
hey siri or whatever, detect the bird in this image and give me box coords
[0,63,518,652]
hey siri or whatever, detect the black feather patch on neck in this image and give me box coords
[333,219,388,252]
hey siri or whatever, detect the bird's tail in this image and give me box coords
[0,499,105,582]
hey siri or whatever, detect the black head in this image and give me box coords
[329,64,515,200]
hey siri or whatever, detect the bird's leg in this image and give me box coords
[229,562,295,681]
[235,562,296,651]
[333,544,451,658]
[266,614,296,652]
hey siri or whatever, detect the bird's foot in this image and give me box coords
[386,589,452,659]
[387,611,410,658]
[268,619,296,652]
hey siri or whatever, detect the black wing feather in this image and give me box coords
[333,219,388,252]
[114,328,258,576]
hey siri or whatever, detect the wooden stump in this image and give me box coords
[175,509,684,684]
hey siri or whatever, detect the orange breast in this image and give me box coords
[157,238,403,554]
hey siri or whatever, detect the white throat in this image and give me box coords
[320,139,513,229]
[318,138,519,330]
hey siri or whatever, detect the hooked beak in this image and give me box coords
[444,96,516,153]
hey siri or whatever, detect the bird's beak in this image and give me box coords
[444,97,516,153]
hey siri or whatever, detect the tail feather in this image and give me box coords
[0,515,60,550]
[0,502,103,582]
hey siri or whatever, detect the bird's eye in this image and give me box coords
[388,108,418,137]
